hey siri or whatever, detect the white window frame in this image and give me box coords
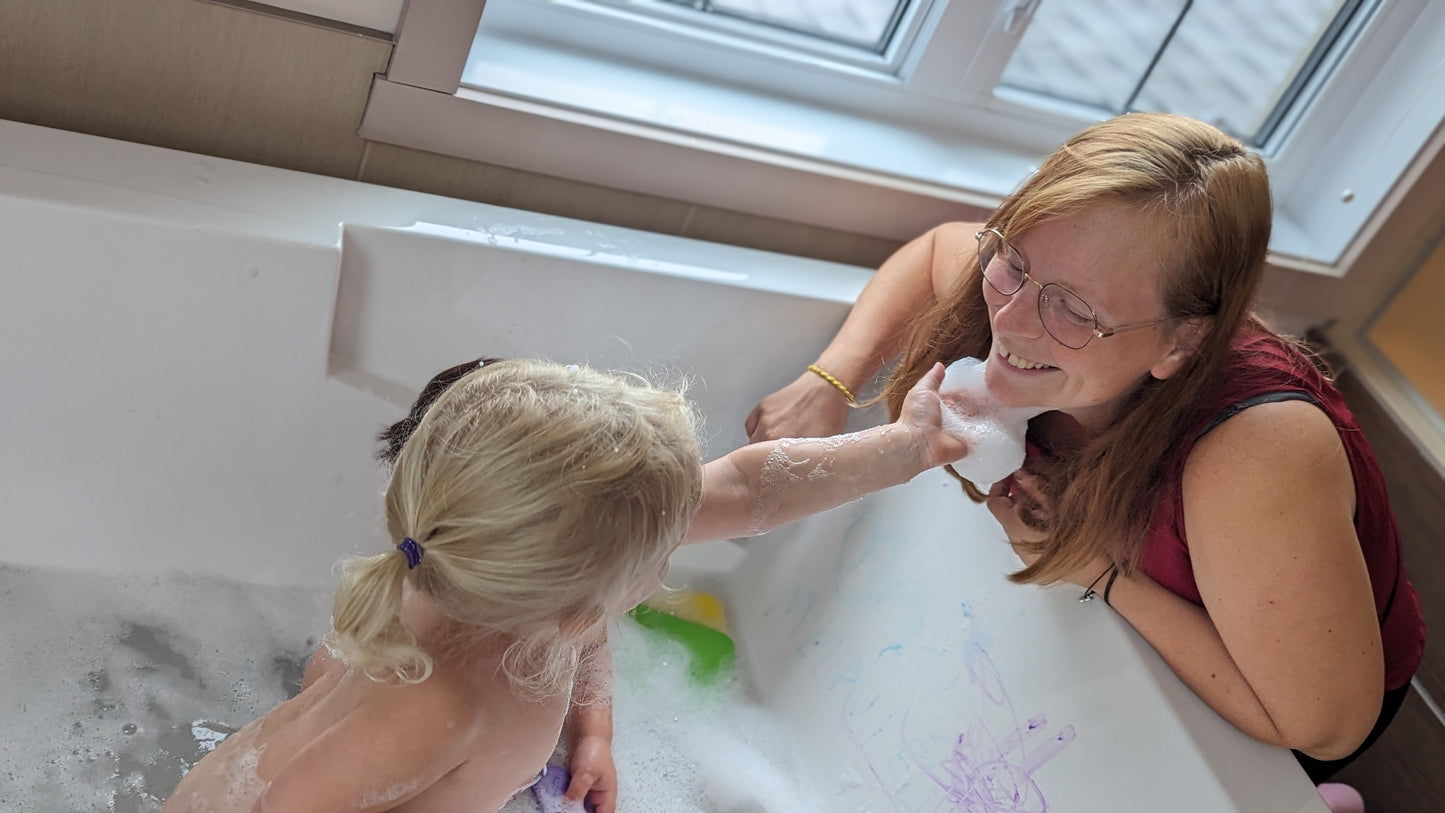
[361,0,1445,276]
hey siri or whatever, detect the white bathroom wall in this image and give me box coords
[0,120,870,586]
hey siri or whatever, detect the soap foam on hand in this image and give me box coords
[937,357,1046,489]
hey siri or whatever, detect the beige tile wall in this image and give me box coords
[0,0,905,269]
[0,0,388,179]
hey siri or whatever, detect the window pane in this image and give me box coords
[687,0,908,50]
[999,0,1190,112]
[1133,0,1347,142]
[999,0,1356,145]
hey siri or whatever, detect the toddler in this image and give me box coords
[164,358,967,811]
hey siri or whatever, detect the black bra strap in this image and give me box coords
[1196,391,1319,440]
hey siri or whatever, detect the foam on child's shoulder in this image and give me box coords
[937,357,1046,490]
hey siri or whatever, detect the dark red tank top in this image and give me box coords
[1138,329,1424,690]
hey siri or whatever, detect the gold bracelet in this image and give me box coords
[806,363,856,404]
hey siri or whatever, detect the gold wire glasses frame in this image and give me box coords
[975,229,1174,350]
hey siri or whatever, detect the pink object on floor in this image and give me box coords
[1317,782,1365,813]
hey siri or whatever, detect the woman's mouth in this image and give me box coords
[998,345,1055,371]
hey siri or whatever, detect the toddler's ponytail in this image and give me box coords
[331,547,433,684]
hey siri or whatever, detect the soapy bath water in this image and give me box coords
[583,616,825,813]
[1,563,820,812]
[0,563,328,812]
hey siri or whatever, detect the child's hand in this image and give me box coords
[565,734,616,813]
[897,362,971,468]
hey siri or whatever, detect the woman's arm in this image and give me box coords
[690,363,970,544]
[1160,398,1383,759]
[745,222,982,441]
[988,400,1381,759]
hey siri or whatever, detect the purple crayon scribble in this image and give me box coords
[907,614,1074,812]
[910,707,1075,812]
[837,604,1073,812]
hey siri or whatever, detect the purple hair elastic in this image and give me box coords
[397,537,424,569]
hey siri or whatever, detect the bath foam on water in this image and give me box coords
[500,614,825,813]
[937,357,1047,489]
[602,617,827,813]
[0,561,819,812]
[0,563,327,812]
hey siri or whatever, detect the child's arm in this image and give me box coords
[565,640,616,813]
[686,363,967,544]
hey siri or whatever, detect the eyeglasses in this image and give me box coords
[976,229,1173,350]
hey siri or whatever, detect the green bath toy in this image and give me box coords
[629,602,735,685]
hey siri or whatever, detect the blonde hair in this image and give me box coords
[331,359,704,696]
[885,113,1273,584]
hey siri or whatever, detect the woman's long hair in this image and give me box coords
[884,113,1273,583]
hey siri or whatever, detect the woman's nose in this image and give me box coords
[991,282,1046,339]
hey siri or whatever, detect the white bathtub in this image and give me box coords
[0,120,1328,812]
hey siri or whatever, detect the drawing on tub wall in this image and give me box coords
[910,604,1074,812]
[766,509,1073,811]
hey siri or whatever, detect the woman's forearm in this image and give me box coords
[812,226,949,391]
[1106,571,1292,749]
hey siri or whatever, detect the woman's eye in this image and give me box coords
[1044,291,1093,325]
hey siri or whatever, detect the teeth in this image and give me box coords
[1005,352,1050,370]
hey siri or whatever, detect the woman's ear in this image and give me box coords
[1151,317,1211,380]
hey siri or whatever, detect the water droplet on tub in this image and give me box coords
[122,723,137,735]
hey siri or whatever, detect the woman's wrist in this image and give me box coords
[806,363,857,404]
[810,354,874,399]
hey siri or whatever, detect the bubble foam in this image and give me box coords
[1,563,822,812]
[0,563,328,811]
[937,357,1047,489]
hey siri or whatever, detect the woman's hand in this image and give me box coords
[565,733,617,813]
[745,371,853,442]
[985,472,1109,588]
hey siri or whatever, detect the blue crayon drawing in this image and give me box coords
[784,511,1073,811]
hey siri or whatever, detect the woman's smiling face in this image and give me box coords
[982,201,1200,433]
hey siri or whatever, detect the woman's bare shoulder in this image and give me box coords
[931,221,986,250]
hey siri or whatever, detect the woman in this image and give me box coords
[746,113,1423,809]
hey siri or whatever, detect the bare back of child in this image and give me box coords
[165,359,704,811]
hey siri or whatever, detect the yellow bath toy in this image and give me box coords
[642,587,728,633]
